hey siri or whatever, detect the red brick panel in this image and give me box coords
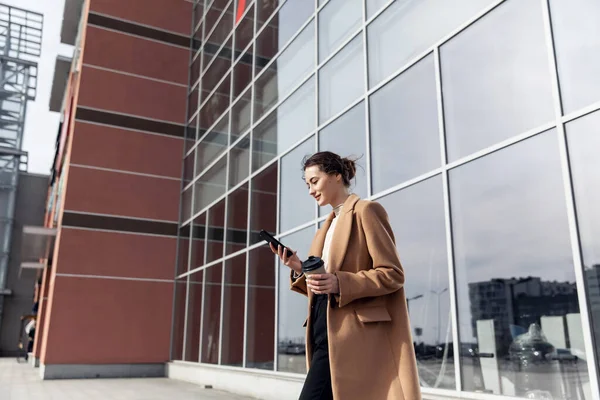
[71,121,183,178]
[89,0,192,36]
[83,26,189,85]
[64,166,180,221]
[78,66,187,123]
[56,228,177,280]
[43,276,173,364]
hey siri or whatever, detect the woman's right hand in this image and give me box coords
[269,243,302,274]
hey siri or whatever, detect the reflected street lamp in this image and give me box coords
[407,294,423,314]
[431,288,448,345]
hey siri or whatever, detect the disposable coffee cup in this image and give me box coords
[302,256,326,276]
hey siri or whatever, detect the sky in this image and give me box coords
[5,0,74,175]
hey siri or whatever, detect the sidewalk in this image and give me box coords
[0,358,256,400]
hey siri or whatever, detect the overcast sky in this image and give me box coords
[5,0,73,175]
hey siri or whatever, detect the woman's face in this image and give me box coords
[304,165,343,207]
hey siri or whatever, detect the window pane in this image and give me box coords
[201,264,222,364]
[205,0,230,39]
[378,176,455,389]
[367,0,496,87]
[184,152,194,185]
[185,116,197,153]
[205,2,234,54]
[318,0,362,62]
[191,54,201,87]
[280,137,316,232]
[226,183,249,255]
[255,21,315,121]
[221,253,246,366]
[182,186,193,222]
[235,4,254,53]
[441,0,554,161]
[549,0,600,114]
[203,47,231,95]
[177,227,190,277]
[246,246,276,370]
[257,0,283,32]
[256,0,314,60]
[199,72,231,132]
[366,0,389,19]
[369,54,440,194]
[196,113,229,176]
[567,110,600,384]
[171,279,187,360]
[318,102,367,216]
[194,155,227,213]
[249,162,278,245]
[450,131,592,399]
[190,213,206,270]
[252,77,316,172]
[206,199,225,264]
[277,226,313,373]
[233,47,253,100]
[231,91,252,140]
[319,35,364,123]
[229,134,250,188]
[184,271,203,362]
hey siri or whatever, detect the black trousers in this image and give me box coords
[299,294,333,400]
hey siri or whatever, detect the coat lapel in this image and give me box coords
[328,194,360,274]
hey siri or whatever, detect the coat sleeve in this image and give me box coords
[334,201,404,307]
[290,269,308,297]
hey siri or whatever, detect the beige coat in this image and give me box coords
[291,194,421,400]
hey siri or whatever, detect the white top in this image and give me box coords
[321,208,341,271]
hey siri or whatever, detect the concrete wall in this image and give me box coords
[0,173,49,357]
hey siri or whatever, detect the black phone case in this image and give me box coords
[259,230,294,257]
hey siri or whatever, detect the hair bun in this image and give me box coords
[341,157,356,181]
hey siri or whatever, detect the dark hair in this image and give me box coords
[302,151,357,187]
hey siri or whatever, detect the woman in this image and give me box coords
[270,151,421,400]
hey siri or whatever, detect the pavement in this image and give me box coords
[0,358,256,400]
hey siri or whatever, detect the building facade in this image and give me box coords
[40,0,600,399]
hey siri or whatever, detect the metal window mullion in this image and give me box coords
[361,0,371,198]
[273,156,282,372]
[434,46,462,393]
[199,207,209,362]
[541,0,600,395]
[314,0,320,221]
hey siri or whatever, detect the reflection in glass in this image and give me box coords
[203,49,231,95]
[378,176,455,389]
[182,187,192,222]
[367,0,496,87]
[184,271,203,362]
[441,0,554,161]
[222,253,246,366]
[205,1,231,48]
[185,116,197,154]
[172,279,187,360]
[190,213,206,270]
[250,162,278,245]
[206,199,225,264]
[319,35,364,123]
[566,111,600,374]
[549,0,600,114]
[184,152,194,185]
[277,227,313,373]
[176,227,190,277]
[194,155,227,213]
[200,72,231,133]
[255,21,315,121]
[280,137,316,233]
[196,112,229,176]
[318,0,362,62]
[231,91,252,140]
[188,84,199,117]
[450,131,591,399]
[235,4,254,53]
[204,1,234,58]
[318,102,367,215]
[251,77,315,173]
[246,246,276,370]
[226,183,249,255]
[369,54,440,194]
[201,264,222,364]
[366,0,389,20]
[233,47,253,100]
[229,135,251,188]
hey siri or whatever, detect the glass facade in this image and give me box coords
[175,0,600,398]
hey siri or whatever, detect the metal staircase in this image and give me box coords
[0,3,42,330]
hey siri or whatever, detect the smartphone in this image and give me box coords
[259,230,294,258]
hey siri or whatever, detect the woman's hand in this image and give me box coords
[306,274,339,295]
[269,243,302,274]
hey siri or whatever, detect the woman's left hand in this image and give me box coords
[306,274,339,295]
